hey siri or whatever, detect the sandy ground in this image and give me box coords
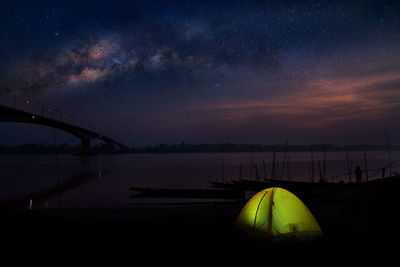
[1,177,399,265]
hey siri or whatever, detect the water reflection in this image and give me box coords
[0,151,399,209]
[0,170,100,209]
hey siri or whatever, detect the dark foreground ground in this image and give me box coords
[1,177,399,265]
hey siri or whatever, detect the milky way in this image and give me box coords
[1,0,400,145]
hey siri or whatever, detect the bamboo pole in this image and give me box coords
[52,128,61,209]
[276,158,279,181]
[287,154,291,181]
[384,131,392,177]
[221,158,224,183]
[346,149,351,182]
[262,159,267,180]
[254,163,260,182]
[250,152,253,180]
[271,150,276,180]
[364,151,369,182]
[311,146,314,183]
[350,158,354,181]
[318,160,323,182]
[281,140,288,180]
[323,148,326,183]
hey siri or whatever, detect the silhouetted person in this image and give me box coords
[355,166,362,183]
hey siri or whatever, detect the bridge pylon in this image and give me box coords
[0,104,129,156]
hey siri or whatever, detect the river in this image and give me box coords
[1,151,399,209]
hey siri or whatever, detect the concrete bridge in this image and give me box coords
[0,104,128,155]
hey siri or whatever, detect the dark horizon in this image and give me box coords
[1,141,398,155]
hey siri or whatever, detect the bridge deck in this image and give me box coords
[0,104,127,154]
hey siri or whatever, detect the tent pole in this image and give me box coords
[267,188,276,237]
[253,191,269,233]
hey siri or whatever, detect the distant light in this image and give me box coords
[32,115,35,119]
[25,99,31,104]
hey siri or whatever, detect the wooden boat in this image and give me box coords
[130,187,245,199]
[210,178,347,194]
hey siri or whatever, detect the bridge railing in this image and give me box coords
[0,90,109,137]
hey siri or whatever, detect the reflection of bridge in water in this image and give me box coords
[0,97,127,155]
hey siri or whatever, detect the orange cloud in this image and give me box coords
[193,65,400,129]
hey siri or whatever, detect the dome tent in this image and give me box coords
[235,187,322,238]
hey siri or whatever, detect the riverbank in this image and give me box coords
[1,177,399,265]
[2,143,399,155]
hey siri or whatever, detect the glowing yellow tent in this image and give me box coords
[235,187,322,238]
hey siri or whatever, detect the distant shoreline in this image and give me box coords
[0,143,398,155]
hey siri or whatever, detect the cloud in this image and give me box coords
[191,56,400,130]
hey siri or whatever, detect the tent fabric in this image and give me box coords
[235,187,322,238]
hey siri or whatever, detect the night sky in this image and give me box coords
[1,0,400,146]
